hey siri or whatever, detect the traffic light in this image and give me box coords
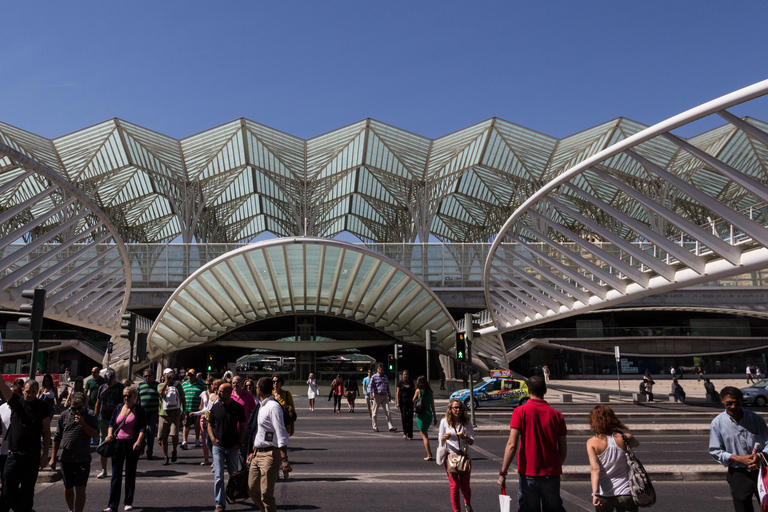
[456,332,466,360]
[207,355,214,372]
[395,344,403,359]
[387,354,395,370]
[135,333,147,362]
[466,312,482,341]
[18,288,46,333]
[120,312,136,345]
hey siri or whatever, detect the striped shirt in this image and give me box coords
[368,372,390,398]
[183,380,206,413]
[137,381,160,414]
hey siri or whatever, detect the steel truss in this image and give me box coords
[484,79,768,336]
[0,142,132,339]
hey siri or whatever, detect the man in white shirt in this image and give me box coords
[247,377,291,512]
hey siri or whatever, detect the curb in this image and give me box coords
[37,469,62,483]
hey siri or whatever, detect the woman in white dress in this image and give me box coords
[307,373,319,411]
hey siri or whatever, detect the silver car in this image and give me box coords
[741,379,768,407]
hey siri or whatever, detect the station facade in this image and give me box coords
[2,79,768,379]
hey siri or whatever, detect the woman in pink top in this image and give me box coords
[103,385,146,512]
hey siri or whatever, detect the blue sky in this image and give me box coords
[1,2,766,141]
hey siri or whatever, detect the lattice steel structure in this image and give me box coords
[484,79,768,335]
[0,141,131,335]
[0,116,679,245]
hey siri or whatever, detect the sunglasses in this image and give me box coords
[123,395,132,400]
[71,406,84,412]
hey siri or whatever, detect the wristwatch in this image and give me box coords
[282,456,289,462]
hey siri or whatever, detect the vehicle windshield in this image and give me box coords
[749,379,768,388]
[473,381,488,391]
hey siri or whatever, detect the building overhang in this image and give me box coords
[147,237,458,357]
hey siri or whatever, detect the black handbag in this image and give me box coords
[96,410,129,458]
[414,393,424,414]
[226,455,250,504]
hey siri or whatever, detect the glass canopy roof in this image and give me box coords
[145,238,459,357]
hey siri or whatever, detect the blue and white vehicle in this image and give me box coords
[450,376,529,409]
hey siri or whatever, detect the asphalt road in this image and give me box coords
[29,399,747,511]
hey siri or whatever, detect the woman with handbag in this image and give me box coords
[586,405,639,512]
[306,373,319,411]
[414,375,437,459]
[272,374,296,436]
[328,375,343,413]
[344,375,359,412]
[439,398,474,512]
[102,385,146,512]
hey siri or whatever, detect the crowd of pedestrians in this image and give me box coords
[9,362,768,512]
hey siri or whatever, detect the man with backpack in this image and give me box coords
[158,368,186,465]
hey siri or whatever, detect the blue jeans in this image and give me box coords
[518,475,565,512]
[213,445,241,508]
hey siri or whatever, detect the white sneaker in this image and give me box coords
[97,469,107,479]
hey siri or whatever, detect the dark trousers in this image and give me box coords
[727,467,759,512]
[109,438,141,510]
[400,402,414,439]
[332,394,342,412]
[144,411,159,456]
[1,452,40,512]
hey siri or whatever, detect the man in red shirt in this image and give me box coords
[497,375,567,512]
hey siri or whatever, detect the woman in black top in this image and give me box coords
[344,376,359,412]
[396,370,416,440]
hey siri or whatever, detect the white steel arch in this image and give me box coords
[484,79,768,334]
[0,141,132,336]
[147,237,459,358]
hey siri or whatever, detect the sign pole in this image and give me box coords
[615,345,622,402]
[425,330,432,383]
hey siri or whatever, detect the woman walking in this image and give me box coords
[439,399,474,512]
[396,370,415,439]
[273,374,296,436]
[586,405,639,512]
[328,375,343,413]
[192,377,217,466]
[414,375,437,458]
[103,385,146,512]
[642,371,654,402]
[39,373,59,418]
[64,376,85,409]
[345,375,359,412]
[307,373,319,411]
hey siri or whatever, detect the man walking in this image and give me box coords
[710,385,768,511]
[248,377,291,512]
[158,368,186,465]
[94,369,124,479]
[137,368,160,460]
[50,392,99,512]
[0,378,51,512]
[362,369,373,417]
[181,369,206,449]
[84,366,104,413]
[207,382,246,512]
[747,365,755,384]
[368,363,396,432]
[498,375,567,512]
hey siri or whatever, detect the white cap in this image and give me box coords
[163,368,174,375]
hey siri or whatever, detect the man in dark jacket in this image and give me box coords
[0,377,51,512]
[207,382,246,512]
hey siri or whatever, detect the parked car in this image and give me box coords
[741,379,768,407]
[450,377,530,409]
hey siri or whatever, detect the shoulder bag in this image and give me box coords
[446,425,471,475]
[413,390,424,414]
[619,433,656,507]
[96,409,129,458]
[226,455,250,504]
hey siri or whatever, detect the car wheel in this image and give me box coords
[518,398,528,406]
[464,397,478,410]
[756,396,767,407]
